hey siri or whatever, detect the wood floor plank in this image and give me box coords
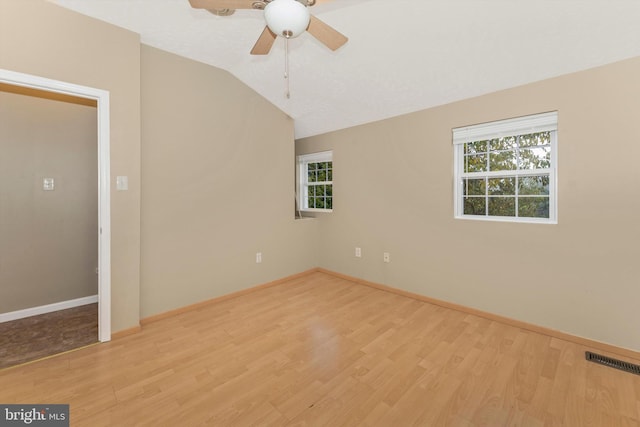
[1,271,640,426]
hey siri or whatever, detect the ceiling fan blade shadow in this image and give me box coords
[188,0,256,9]
[251,26,277,55]
[306,15,348,51]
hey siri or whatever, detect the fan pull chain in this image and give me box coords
[284,36,290,99]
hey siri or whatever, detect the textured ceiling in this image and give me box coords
[53,0,640,138]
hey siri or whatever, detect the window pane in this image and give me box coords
[489,150,517,171]
[518,175,549,195]
[308,170,316,183]
[519,147,551,169]
[307,163,317,171]
[465,154,487,172]
[318,169,326,182]
[519,132,550,148]
[463,178,485,196]
[464,197,485,215]
[464,141,487,155]
[488,197,516,217]
[518,197,549,218]
[454,114,556,222]
[306,185,334,210]
[488,177,515,195]
[327,169,332,181]
[490,136,517,151]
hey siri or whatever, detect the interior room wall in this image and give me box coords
[0,0,141,332]
[0,89,97,313]
[140,46,318,318]
[296,56,640,352]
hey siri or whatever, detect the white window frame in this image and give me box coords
[453,112,558,224]
[297,151,333,212]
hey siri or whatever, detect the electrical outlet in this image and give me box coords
[256,252,262,263]
[355,247,361,258]
[383,252,390,263]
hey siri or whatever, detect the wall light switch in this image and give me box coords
[43,178,55,191]
[116,176,128,191]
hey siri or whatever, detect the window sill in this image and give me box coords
[455,215,556,225]
[295,209,332,220]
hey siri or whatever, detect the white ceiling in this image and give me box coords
[53,0,640,138]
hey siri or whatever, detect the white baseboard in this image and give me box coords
[0,295,98,323]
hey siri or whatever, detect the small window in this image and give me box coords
[298,151,333,212]
[453,112,557,223]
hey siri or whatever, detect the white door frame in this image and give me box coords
[0,68,111,342]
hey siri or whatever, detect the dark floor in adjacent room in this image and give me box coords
[0,303,98,370]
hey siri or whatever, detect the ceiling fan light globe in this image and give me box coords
[264,0,310,39]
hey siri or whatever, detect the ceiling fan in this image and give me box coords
[188,0,349,55]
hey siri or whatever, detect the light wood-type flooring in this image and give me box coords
[1,272,639,426]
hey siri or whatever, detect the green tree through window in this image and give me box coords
[454,112,557,223]
[298,151,333,212]
[306,161,333,209]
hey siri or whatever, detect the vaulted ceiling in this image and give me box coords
[53,0,640,138]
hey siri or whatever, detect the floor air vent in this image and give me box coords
[585,351,640,375]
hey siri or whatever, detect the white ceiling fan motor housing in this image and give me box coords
[264,0,310,38]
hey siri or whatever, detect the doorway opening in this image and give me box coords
[0,69,111,351]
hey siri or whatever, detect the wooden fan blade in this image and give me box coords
[307,15,348,51]
[251,26,277,55]
[188,0,257,10]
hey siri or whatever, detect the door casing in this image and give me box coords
[0,68,111,342]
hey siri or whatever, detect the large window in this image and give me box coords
[298,151,333,212]
[453,112,557,223]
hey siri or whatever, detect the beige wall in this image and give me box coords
[297,57,640,352]
[0,0,315,330]
[0,0,141,331]
[3,0,637,352]
[0,90,97,312]
[140,46,317,317]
